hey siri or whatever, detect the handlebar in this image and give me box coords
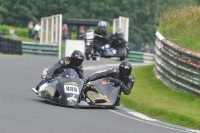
[79,34,85,37]
[94,34,104,38]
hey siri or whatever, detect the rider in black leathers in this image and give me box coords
[85,60,134,105]
[32,50,86,94]
[108,29,129,55]
[93,21,109,54]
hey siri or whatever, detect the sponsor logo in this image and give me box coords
[64,82,78,86]
[67,95,77,102]
[66,75,75,78]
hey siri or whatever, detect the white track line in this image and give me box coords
[109,109,198,133]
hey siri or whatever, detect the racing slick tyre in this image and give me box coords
[120,56,125,61]
[85,46,91,60]
[92,56,100,61]
[118,47,127,61]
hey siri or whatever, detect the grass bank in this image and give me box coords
[121,65,200,130]
[156,4,200,53]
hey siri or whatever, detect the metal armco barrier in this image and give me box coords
[22,42,58,57]
[126,51,154,63]
[155,31,200,95]
[0,36,22,55]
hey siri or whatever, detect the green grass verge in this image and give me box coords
[156,5,200,53]
[4,35,40,43]
[121,65,200,129]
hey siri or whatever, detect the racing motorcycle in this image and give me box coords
[80,29,115,60]
[35,68,121,108]
[106,36,129,61]
[80,29,100,61]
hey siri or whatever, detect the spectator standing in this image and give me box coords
[28,21,33,38]
[144,43,151,53]
[62,24,68,42]
[139,43,145,52]
[34,22,41,40]
[78,26,85,40]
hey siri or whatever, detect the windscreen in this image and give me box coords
[58,68,79,78]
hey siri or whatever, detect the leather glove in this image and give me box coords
[82,78,89,85]
[110,78,122,86]
[114,78,122,86]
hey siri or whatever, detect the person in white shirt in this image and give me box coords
[34,22,41,40]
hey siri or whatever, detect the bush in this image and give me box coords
[0,25,28,37]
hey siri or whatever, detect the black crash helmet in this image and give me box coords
[119,60,132,77]
[70,50,84,67]
[116,29,124,38]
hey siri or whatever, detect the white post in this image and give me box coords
[45,18,48,44]
[59,14,62,59]
[40,18,44,44]
[126,18,129,42]
[55,16,58,43]
[40,14,62,59]
[119,16,129,42]
[51,16,54,43]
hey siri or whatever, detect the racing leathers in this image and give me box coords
[93,28,109,53]
[86,68,134,105]
[108,34,129,55]
[36,57,84,90]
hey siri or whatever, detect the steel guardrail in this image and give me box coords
[22,42,59,57]
[126,51,154,63]
[155,31,200,95]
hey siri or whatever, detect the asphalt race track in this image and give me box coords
[0,57,196,133]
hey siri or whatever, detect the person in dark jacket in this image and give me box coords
[108,29,129,55]
[32,50,86,94]
[93,21,109,54]
[109,29,127,47]
[85,60,134,105]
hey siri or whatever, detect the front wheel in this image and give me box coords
[92,56,100,61]
[118,47,127,61]
[85,46,91,60]
[120,56,125,61]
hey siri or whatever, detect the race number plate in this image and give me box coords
[64,85,79,94]
[86,32,94,39]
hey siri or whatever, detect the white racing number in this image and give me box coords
[64,85,79,94]
[86,32,94,39]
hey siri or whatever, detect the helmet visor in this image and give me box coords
[122,66,131,77]
[73,57,83,66]
[100,27,105,31]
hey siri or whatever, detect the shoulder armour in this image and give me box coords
[129,74,134,81]
[60,57,70,65]
[111,68,119,73]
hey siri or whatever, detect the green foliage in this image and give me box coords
[0,0,199,44]
[107,26,113,35]
[0,25,28,37]
[71,32,77,40]
[156,4,200,53]
[121,65,200,129]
